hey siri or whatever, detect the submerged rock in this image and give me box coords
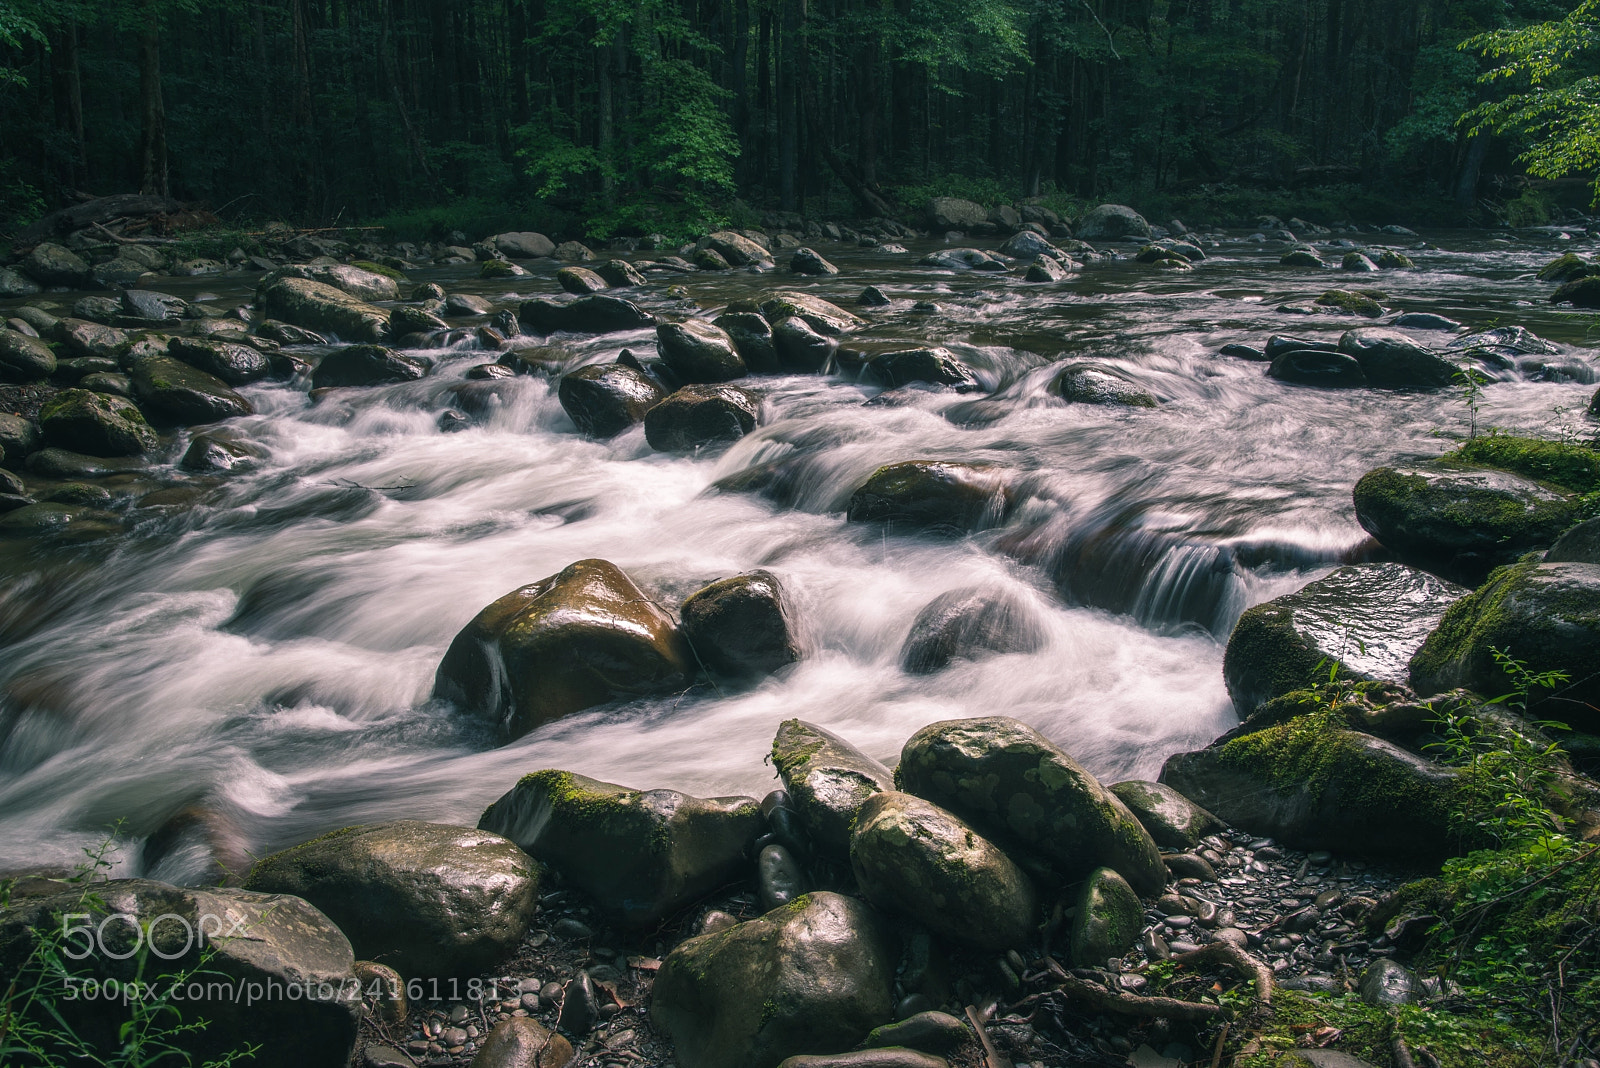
[651,891,896,1068]
[680,570,801,678]
[899,587,1044,674]
[1268,349,1367,388]
[480,770,760,929]
[863,348,978,392]
[242,821,539,978]
[1222,563,1467,713]
[1337,327,1457,389]
[771,720,895,859]
[557,362,669,438]
[846,461,1011,536]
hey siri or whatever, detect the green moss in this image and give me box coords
[480,260,518,278]
[350,260,407,282]
[1536,252,1597,283]
[1376,250,1415,269]
[1316,288,1384,315]
[1443,435,1600,496]
[525,769,674,855]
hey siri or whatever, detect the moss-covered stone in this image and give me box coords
[771,719,895,859]
[850,791,1037,950]
[1049,362,1158,407]
[257,276,392,342]
[1442,435,1600,495]
[1376,250,1415,269]
[1069,866,1143,967]
[38,388,156,457]
[1551,275,1600,308]
[897,716,1166,895]
[479,769,761,929]
[651,891,896,1068]
[1108,780,1223,849]
[759,292,864,336]
[846,461,1012,536]
[1281,249,1327,268]
[1315,289,1384,316]
[128,354,254,425]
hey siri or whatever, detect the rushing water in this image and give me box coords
[1,228,1595,880]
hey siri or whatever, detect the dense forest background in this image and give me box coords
[0,0,1587,241]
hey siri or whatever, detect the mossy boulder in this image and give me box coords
[1551,276,1600,308]
[389,304,450,336]
[1281,249,1326,268]
[128,354,254,424]
[242,820,540,978]
[644,383,760,452]
[1538,252,1600,283]
[1069,866,1143,967]
[1375,250,1415,269]
[651,891,896,1068]
[1340,252,1378,272]
[899,586,1044,674]
[38,389,156,456]
[771,316,837,371]
[771,719,896,859]
[849,791,1037,950]
[759,292,863,336]
[262,263,400,302]
[712,311,781,373]
[0,328,57,382]
[897,716,1166,895]
[846,461,1011,536]
[433,558,693,740]
[699,231,773,267]
[656,319,746,383]
[1107,780,1224,849]
[480,770,761,930]
[680,570,801,678]
[257,276,392,343]
[519,295,656,335]
[1050,362,1158,407]
[21,241,90,286]
[863,348,979,392]
[1159,716,1459,858]
[557,362,669,438]
[1409,557,1600,731]
[1222,563,1467,713]
[1315,289,1384,317]
[1337,327,1457,390]
[1547,517,1600,564]
[311,344,429,389]
[1076,204,1151,242]
[168,336,273,386]
[556,266,610,294]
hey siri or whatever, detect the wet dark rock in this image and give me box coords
[21,242,90,286]
[759,292,863,336]
[712,311,781,373]
[434,558,692,740]
[652,891,896,1068]
[122,289,187,322]
[1265,335,1339,359]
[0,266,43,296]
[1538,252,1599,283]
[129,354,254,424]
[899,586,1044,674]
[24,446,143,479]
[557,971,599,1034]
[1551,276,1600,308]
[469,362,517,380]
[470,1017,574,1068]
[699,231,773,267]
[1070,866,1143,967]
[0,329,59,382]
[898,716,1166,894]
[644,383,759,452]
[1050,362,1158,407]
[1025,256,1069,282]
[594,259,647,287]
[73,295,123,324]
[557,266,610,294]
[1358,958,1418,1007]
[257,277,391,343]
[863,1012,968,1054]
[1393,312,1461,331]
[858,286,892,306]
[38,388,156,456]
[1219,344,1268,361]
[55,355,120,383]
[1222,563,1466,713]
[1268,349,1367,388]
[656,320,746,383]
[757,844,806,911]
[1000,230,1064,260]
[1281,249,1326,268]
[846,461,1010,536]
[169,336,273,386]
[1547,517,1600,564]
[680,570,801,678]
[851,790,1036,950]
[695,247,733,271]
[181,428,269,473]
[479,769,760,929]
[1337,327,1457,389]
[918,248,1006,271]
[58,319,128,359]
[1163,852,1217,881]
[864,348,979,392]
[791,248,839,275]
[311,344,428,389]
[389,304,450,337]
[557,362,669,438]
[1076,204,1151,242]
[770,720,895,859]
[1339,252,1378,272]
[243,820,539,978]
[772,316,836,372]
[519,295,656,335]
[1108,780,1224,849]
[445,293,494,316]
[255,319,328,345]
[438,409,471,433]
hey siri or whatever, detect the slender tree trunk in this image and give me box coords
[777,1,798,210]
[138,0,168,197]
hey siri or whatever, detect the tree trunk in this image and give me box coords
[1455,134,1489,208]
[138,0,168,197]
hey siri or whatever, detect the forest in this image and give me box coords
[0,0,1591,240]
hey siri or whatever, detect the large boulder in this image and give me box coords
[0,266,43,296]
[38,388,157,456]
[479,770,761,929]
[59,318,128,358]
[1069,867,1142,968]
[557,362,669,438]
[1268,349,1367,388]
[0,327,58,382]
[759,292,863,336]
[1221,563,1467,713]
[311,344,428,389]
[771,720,896,859]
[850,791,1037,950]
[680,570,801,678]
[1107,780,1223,849]
[257,277,391,343]
[557,266,610,294]
[712,311,781,373]
[263,263,399,302]
[657,320,746,383]
[432,558,692,740]
[790,248,839,276]
[22,242,90,286]
[862,348,978,392]
[1353,464,1581,572]
[899,587,1045,674]
[927,198,988,231]
[846,461,1011,536]
[128,354,254,424]
[1160,720,1459,859]
[1050,362,1158,407]
[492,232,556,259]
[1552,276,1600,308]
[651,891,896,1068]
[644,384,760,452]
[897,716,1166,895]
[999,230,1063,260]
[1075,204,1151,242]
[1337,328,1458,389]
[700,231,773,267]
[168,336,273,386]
[519,295,656,335]
[0,878,360,1068]
[242,821,539,978]
[1547,517,1600,564]
[918,248,1006,271]
[1409,558,1600,731]
[772,316,837,372]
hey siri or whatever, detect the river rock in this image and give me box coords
[122,289,187,322]
[700,231,772,267]
[433,558,692,739]
[780,1053,947,1068]
[1538,252,1598,283]
[680,570,801,677]
[1107,780,1224,849]
[1547,517,1600,564]
[492,232,556,259]
[927,198,988,230]
[651,891,896,1068]
[1337,252,1377,272]
[1222,563,1467,712]
[846,460,1010,535]
[772,316,836,371]
[864,1012,968,1053]
[519,295,656,334]
[1337,327,1457,389]
[695,248,732,271]
[758,844,806,911]
[471,1017,574,1068]
[791,248,839,275]
[58,319,126,359]
[311,344,428,389]
[168,336,272,386]
[918,248,1006,271]
[0,328,58,381]
[1076,204,1151,242]
[182,428,269,473]
[712,311,780,373]
[557,362,669,438]
[1315,289,1384,317]
[899,586,1044,673]
[1551,276,1600,308]
[1359,959,1419,1007]
[0,266,42,296]
[1409,557,1600,731]
[1268,349,1367,388]
[1353,464,1580,571]
[898,716,1166,894]
[243,821,539,978]
[0,413,41,463]
[0,878,360,1068]
[1281,249,1326,268]
[1159,721,1458,858]
[38,388,156,456]
[1394,313,1461,331]
[129,354,254,424]
[258,277,391,343]
[850,791,1036,950]
[265,263,400,302]
[557,266,610,294]
[760,292,863,335]
[1050,362,1158,406]
[771,720,895,858]
[389,304,450,336]
[644,383,760,452]
[73,295,122,324]
[999,230,1062,260]
[594,259,647,287]
[22,242,89,286]
[863,348,978,392]
[479,770,761,928]
[1070,866,1143,967]
[657,320,746,383]
[1026,256,1069,282]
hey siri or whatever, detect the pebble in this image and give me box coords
[557,971,599,1034]
[554,918,594,941]
[1169,941,1200,954]
[540,981,563,1004]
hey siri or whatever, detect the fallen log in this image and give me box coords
[17,193,186,244]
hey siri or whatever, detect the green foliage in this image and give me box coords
[636,58,738,203]
[1500,186,1556,226]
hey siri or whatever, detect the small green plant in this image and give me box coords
[1453,360,1486,439]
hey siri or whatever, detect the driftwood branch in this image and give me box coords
[1052,976,1226,1022]
[91,221,175,246]
[1169,942,1276,1006]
